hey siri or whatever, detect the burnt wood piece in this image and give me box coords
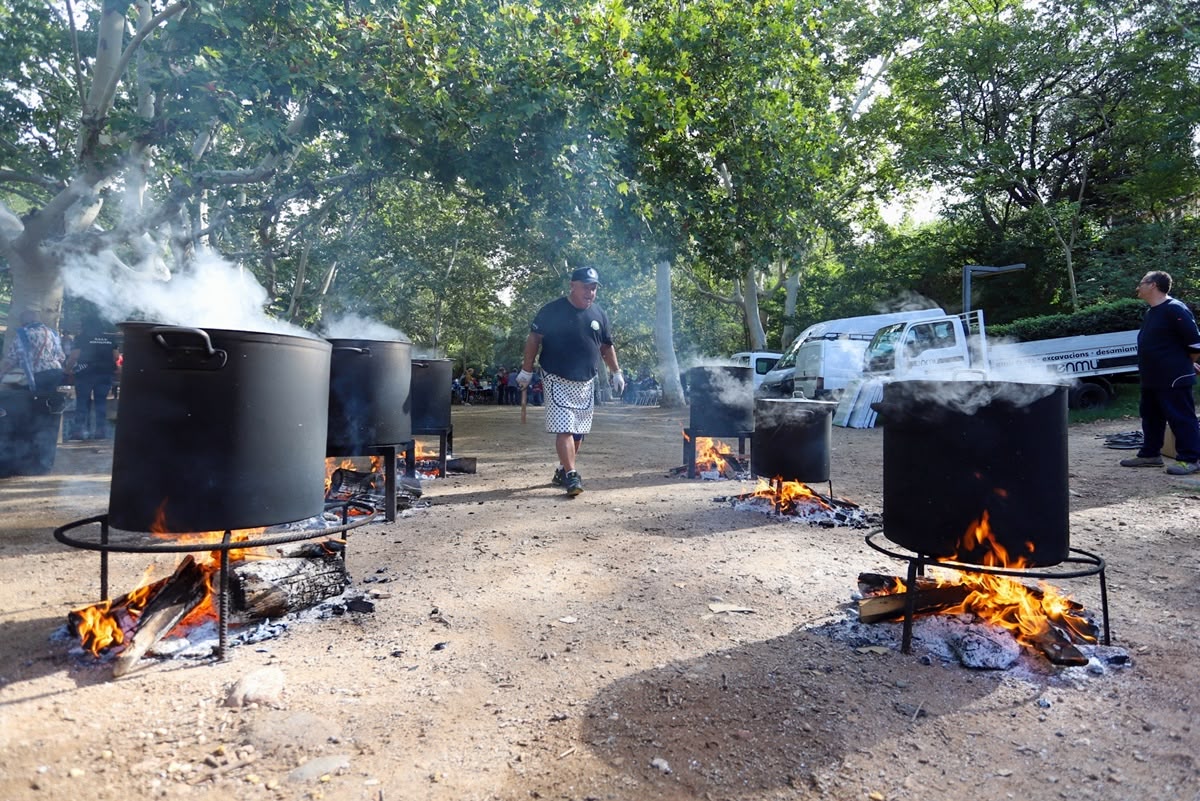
[112,556,210,677]
[445,456,477,473]
[327,468,378,497]
[1030,627,1089,666]
[858,585,972,624]
[233,554,350,619]
[858,572,1091,619]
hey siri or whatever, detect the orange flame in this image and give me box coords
[70,502,269,657]
[747,477,832,514]
[685,434,739,474]
[325,457,378,493]
[901,511,1095,646]
[412,440,441,477]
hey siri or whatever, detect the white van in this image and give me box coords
[730,351,783,389]
[757,308,946,399]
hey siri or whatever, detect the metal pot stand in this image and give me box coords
[55,501,376,660]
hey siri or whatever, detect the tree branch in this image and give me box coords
[94,1,190,119]
[63,0,87,110]
[0,170,66,192]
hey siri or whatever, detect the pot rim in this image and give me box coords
[120,321,329,348]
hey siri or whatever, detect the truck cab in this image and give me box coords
[864,316,972,377]
[757,308,948,400]
[730,351,783,390]
[861,310,1139,408]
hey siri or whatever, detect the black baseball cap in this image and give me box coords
[570,267,600,284]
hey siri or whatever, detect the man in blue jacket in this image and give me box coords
[1120,271,1200,474]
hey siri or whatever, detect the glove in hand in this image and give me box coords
[611,370,625,398]
[516,370,534,389]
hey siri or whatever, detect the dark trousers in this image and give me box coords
[1139,385,1200,463]
[74,373,112,438]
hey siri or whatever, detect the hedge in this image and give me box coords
[985,298,1145,342]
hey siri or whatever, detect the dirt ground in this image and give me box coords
[1,401,1198,801]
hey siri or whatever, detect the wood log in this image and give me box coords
[858,572,1088,614]
[446,456,477,473]
[1029,626,1088,666]
[113,556,210,677]
[232,555,350,620]
[857,585,972,624]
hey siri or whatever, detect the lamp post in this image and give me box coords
[962,263,1026,314]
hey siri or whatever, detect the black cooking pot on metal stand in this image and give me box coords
[410,358,453,432]
[109,323,332,533]
[872,379,1069,567]
[752,398,837,483]
[326,338,413,455]
[687,365,754,434]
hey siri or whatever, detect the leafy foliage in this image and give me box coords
[986,298,1145,341]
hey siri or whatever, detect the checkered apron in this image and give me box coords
[543,372,595,434]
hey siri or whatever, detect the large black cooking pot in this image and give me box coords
[752,398,836,483]
[109,323,331,533]
[326,338,412,455]
[687,366,754,434]
[411,358,453,432]
[873,379,1069,567]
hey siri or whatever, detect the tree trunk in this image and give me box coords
[4,248,65,352]
[653,259,685,408]
[742,263,768,350]
[780,241,807,351]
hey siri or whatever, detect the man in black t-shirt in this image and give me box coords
[1119,270,1200,474]
[66,317,119,440]
[517,267,625,497]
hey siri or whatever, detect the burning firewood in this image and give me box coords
[71,541,353,674]
[857,585,972,624]
[112,556,210,677]
[856,571,1099,666]
[1028,627,1089,666]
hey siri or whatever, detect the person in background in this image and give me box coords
[0,309,65,392]
[65,316,119,440]
[507,366,521,405]
[458,367,478,404]
[1120,270,1200,475]
[516,267,624,497]
[495,367,509,405]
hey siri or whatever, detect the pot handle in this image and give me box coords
[332,346,372,356]
[149,326,229,370]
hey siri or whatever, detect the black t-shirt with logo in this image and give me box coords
[531,297,613,381]
[76,333,117,379]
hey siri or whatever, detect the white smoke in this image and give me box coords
[689,364,754,408]
[887,377,1060,415]
[755,397,836,426]
[321,313,409,342]
[62,247,313,337]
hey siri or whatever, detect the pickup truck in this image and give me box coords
[756,308,947,400]
[861,310,1139,408]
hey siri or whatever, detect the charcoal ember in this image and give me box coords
[946,623,1021,669]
